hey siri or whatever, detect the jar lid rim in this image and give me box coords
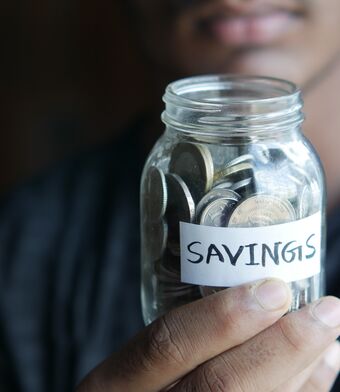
[163,74,301,109]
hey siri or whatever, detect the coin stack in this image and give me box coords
[142,141,320,311]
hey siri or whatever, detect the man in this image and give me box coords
[1,1,340,391]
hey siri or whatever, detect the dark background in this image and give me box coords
[1,4,339,391]
[0,1,153,195]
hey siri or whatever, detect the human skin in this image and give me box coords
[128,0,340,209]
[78,1,340,390]
[77,279,340,391]
[130,0,340,86]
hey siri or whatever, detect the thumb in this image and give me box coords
[77,279,291,392]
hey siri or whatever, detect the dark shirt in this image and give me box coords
[0,125,339,391]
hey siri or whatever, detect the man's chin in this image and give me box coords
[162,43,304,85]
[217,49,303,84]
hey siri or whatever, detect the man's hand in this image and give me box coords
[77,279,340,391]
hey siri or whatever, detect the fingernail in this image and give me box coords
[254,279,290,311]
[312,297,340,328]
[324,342,340,371]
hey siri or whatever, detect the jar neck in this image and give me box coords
[162,75,304,140]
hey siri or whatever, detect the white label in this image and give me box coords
[180,212,321,286]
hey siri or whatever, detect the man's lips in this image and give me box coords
[201,11,302,46]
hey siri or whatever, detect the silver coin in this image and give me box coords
[225,154,254,168]
[310,180,321,214]
[299,180,321,218]
[255,170,298,201]
[166,173,195,222]
[200,197,238,227]
[159,285,196,298]
[286,173,305,187]
[290,277,312,310]
[168,242,181,257]
[214,162,254,184]
[295,277,310,290]
[250,144,270,164]
[156,262,180,284]
[299,184,313,219]
[169,142,214,202]
[210,145,239,167]
[228,195,296,227]
[196,188,240,221]
[229,177,255,196]
[144,166,168,222]
[157,265,195,297]
[264,147,287,165]
[145,219,168,261]
[213,181,234,190]
[162,282,193,293]
[165,173,195,253]
[159,249,181,274]
[290,165,310,184]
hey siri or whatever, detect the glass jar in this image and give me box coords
[140,75,326,325]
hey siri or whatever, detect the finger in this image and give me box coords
[76,278,291,392]
[273,341,340,392]
[301,340,340,392]
[273,353,323,392]
[171,296,340,392]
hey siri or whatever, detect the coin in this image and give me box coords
[144,166,168,222]
[263,147,287,165]
[156,262,180,284]
[229,177,255,197]
[210,145,239,167]
[169,142,214,202]
[145,219,168,261]
[161,282,193,293]
[225,154,254,168]
[168,242,181,257]
[196,188,240,222]
[156,260,197,299]
[255,170,298,201]
[290,165,310,184]
[299,184,312,219]
[166,173,195,222]
[250,144,270,164]
[160,249,181,273]
[299,181,321,218]
[213,181,234,190]
[200,197,238,227]
[290,277,312,310]
[310,180,321,214]
[159,284,197,299]
[228,194,296,227]
[165,173,195,253]
[214,162,254,184]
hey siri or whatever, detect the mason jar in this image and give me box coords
[140,75,326,325]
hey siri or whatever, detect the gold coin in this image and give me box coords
[214,162,254,184]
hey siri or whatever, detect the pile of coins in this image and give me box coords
[142,141,320,311]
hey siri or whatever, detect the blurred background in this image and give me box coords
[0,1,153,195]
